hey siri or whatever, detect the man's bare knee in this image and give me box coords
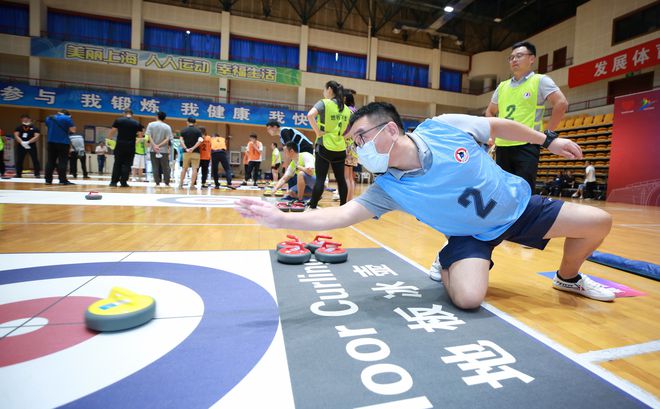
[450,291,484,310]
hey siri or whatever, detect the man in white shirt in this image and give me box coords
[270,142,315,203]
[584,160,597,199]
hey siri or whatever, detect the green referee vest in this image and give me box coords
[135,138,146,155]
[495,73,545,147]
[317,99,350,151]
[271,148,281,165]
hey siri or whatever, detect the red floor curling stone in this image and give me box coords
[85,287,156,332]
[276,234,306,250]
[314,242,348,263]
[289,201,306,212]
[306,234,333,253]
[85,191,102,200]
[276,201,291,212]
[277,242,312,264]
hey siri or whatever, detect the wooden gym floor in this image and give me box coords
[0,176,658,400]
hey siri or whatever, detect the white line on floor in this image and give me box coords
[349,225,660,409]
[0,222,257,227]
[579,340,660,363]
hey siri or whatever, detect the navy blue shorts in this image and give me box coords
[438,195,564,270]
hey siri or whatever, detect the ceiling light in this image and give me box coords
[444,6,454,12]
[493,17,502,23]
[185,30,191,34]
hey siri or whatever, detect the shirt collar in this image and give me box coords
[385,132,431,180]
[511,71,535,83]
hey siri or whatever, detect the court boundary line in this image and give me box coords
[349,225,660,408]
[579,340,660,363]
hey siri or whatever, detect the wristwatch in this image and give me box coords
[542,129,558,148]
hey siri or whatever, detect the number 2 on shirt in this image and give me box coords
[458,188,497,219]
[504,104,516,120]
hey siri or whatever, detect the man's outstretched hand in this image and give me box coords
[548,138,583,160]
[235,198,285,229]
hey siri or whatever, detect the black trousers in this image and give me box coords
[212,150,232,186]
[0,149,5,176]
[111,143,135,185]
[45,142,70,183]
[309,144,347,208]
[495,143,540,193]
[247,161,261,183]
[69,152,88,178]
[585,181,597,199]
[15,143,40,177]
[199,159,210,184]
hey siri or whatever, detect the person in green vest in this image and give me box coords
[306,80,351,209]
[132,131,147,182]
[485,41,568,192]
[270,142,316,204]
[270,142,282,183]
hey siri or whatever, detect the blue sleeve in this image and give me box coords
[65,117,74,127]
[354,183,403,218]
[433,114,490,145]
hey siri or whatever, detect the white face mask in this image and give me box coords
[356,125,395,173]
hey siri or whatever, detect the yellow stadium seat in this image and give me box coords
[582,116,594,126]
[592,114,604,125]
[573,117,584,127]
[556,119,566,130]
[603,112,613,123]
[564,117,575,128]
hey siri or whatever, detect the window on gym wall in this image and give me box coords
[377,59,429,88]
[439,68,462,92]
[612,2,659,45]
[229,36,299,69]
[0,2,28,36]
[47,9,130,48]
[144,24,220,59]
[307,48,367,79]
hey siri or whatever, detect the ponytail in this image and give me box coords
[325,80,345,111]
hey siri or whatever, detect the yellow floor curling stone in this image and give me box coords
[85,287,156,332]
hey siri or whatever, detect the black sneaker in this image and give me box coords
[60,181,75,185]
[109,182,117,187]
[120,183,130,187]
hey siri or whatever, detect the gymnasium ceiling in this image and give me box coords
[149,0,589,54]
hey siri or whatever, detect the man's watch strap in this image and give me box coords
[542,130,558,148]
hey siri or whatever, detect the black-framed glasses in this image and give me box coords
[352,122,389,147]
[507,53,532,62]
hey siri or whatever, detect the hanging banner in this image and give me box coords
[568,37,660,88]
[0,81,312,129]
[607,89,660,206]
[31,38,302,86]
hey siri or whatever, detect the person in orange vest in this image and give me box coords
[242,133,263,186]
[198,127,212,188]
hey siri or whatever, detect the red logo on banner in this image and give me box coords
[568,38,660,88]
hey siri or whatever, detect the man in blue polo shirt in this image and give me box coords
[237,102,615,309]
[44,109,76,185]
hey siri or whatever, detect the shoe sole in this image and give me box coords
[552,284,615,302]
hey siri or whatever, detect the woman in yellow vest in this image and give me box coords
[306,80,351,208]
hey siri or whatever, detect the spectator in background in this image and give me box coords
[340,89,358,201]
[13,114,41,178]
[270,142,316,204]
[270,142,282,183]
[242,133,263,187]
[145,111,173,187]
[211,132,233,189]
[68,145,89,179]
[95,141,108,174]
[0,129,7,179]
[198,126,212,188]
[573,160,597,199]
[485,41,568,192]
[107,109,143,187]
[242,149,249,184]
[44,109,76,185]
[178,117,203,189]
[131,129,147,182]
